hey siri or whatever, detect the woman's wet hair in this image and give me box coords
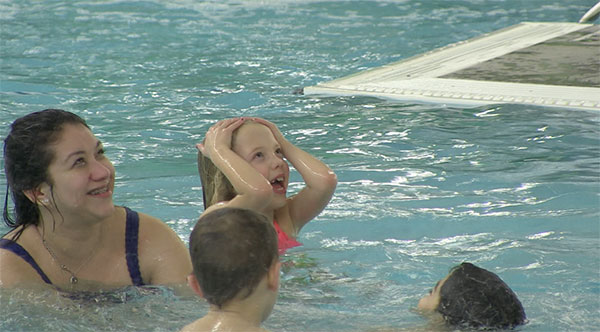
[3,109,89,240]
[437,262,526,329]
[189,207,278,308]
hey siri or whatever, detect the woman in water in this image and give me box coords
[0,109,192,291]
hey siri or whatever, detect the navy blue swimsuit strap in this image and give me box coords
[124,207,144,286]
[0,238,52,285]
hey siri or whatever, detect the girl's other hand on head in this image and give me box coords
[203,118,246,156]
[196,143,206,155]
[251,118,287,145]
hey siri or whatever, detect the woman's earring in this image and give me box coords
[39,198,49,205]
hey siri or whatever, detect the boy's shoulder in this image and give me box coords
[179,318,204,332]
[179,317,269,332]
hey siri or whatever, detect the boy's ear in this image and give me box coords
[266,260,281,291]
[187,274,204,298]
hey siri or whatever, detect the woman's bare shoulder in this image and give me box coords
[0,244,46,287]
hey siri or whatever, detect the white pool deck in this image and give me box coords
[304,22,600,111]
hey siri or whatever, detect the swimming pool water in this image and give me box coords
[1,1,599,331]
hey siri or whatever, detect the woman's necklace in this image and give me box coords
[39,227,102,285]
[42,239,82,284]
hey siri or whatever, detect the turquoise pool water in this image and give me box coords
[1,1,599,331]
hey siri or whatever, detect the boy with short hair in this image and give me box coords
[182,207,280,332]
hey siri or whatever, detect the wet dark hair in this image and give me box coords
[437,262,526,330]
[189,207,278,308]
[3,109,89,240]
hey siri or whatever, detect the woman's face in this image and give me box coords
[39,123,116,223]
[418,273,451,311]
[232,122,290,206]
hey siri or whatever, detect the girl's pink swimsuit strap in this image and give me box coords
[273,220,302,255]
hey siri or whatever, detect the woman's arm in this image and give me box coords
[0,249,52,287]
[137,213,192,286]
[253,118,337,232]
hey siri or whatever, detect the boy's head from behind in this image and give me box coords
[188,207,279,309]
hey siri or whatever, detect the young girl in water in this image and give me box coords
[197,117,337,254]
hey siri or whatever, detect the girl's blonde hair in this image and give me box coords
[198,152,236,209]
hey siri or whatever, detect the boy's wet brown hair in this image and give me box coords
[189,207,278,308]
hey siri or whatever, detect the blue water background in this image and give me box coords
[1,1,599,331]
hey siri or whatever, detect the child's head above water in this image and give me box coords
[418,262,526,330]
[196,116,337,256]
[198,118,289,209]
[188,207,279,309]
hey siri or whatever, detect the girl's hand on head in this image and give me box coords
[196,142,206,155]
[199,118,246,159]
[251,117,288,147]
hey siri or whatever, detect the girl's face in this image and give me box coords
[232,122,290,205]
[39,123,116,223]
